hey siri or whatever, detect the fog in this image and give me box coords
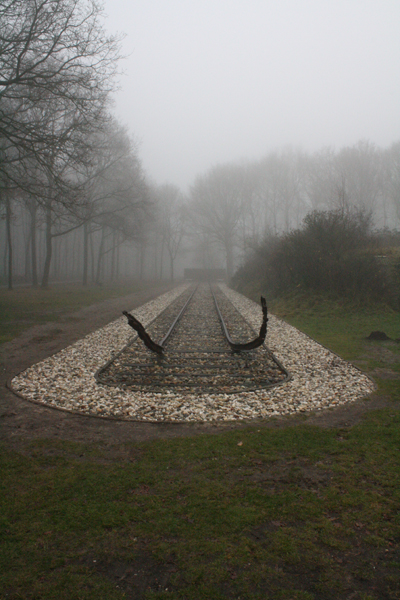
[2,0,400,288]
[103,0,400,189]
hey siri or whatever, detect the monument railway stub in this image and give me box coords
[184,268,227,281]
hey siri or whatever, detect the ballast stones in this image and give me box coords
[10,284,375,422]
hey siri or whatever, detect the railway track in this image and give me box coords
[97,283,288,394]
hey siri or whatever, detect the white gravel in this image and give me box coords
[10,284,375,422]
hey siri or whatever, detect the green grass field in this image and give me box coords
[0,282,153,344]
[271,292,400,363]
[1,290,399,599]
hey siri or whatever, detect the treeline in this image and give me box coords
[4,135,400,289]
[187,141,400,281]
[1,2,400,289]
[0,0,188,289]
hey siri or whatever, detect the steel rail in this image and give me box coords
[100,284,291,395]
[123,284,197,354]
[159,284,198,347]
[124,283,266,355]
[211,285,268,352]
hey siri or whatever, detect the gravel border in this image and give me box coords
[10,284,376,422]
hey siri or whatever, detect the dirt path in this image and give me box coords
[0,286,395,450]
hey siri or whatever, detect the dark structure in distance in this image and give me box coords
[184,268,227,281]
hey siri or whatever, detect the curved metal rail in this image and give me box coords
[124,283,267,355]
[123,285,197,354]
[211,285,268,352]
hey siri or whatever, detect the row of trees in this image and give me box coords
[0,0,153,288]
[187,141,400,279]
[0,0,195,289]
[3,137,400,287]
[1,2,399,288]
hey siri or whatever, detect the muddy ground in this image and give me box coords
[0,286,397,451]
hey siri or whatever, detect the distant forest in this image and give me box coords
[2,136,400,289]
[1,3,400,289]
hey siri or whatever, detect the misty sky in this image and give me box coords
[103,0,400,190]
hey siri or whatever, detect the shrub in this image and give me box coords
[233,208,397,306]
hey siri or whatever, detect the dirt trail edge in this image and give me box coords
[0,286,394,449]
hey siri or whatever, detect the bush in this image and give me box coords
[233,208,397,307]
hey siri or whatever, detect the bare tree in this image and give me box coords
[335,141,383,216]
[86,125,150,285]
[0,0,123,286]
[190,164,247,279]
[154,184,186,281]
[0,0,121,150]
[253,149,307,235]
[305,142,385,222]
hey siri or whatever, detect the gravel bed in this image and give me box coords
[10,284,376,422]
[97,284,287,394]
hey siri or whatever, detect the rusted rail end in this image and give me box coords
[213,289,268,352]
[233,296,268,351]
[122,311,164,355]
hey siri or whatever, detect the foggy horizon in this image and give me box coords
[103,0,400,190]
[2,0,400,289]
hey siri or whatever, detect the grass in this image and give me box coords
[270,292,400,363]
[0,281,155,344]
[1,289,400,599]
[1,416,399,599]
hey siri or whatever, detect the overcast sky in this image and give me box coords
[102,0,400,190]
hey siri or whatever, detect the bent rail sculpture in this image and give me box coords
[123,287,268,355]
[122,310,164,355]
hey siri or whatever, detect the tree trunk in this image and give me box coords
[225,237,234,281]
[95,225,106,285]
[139,239,146,281]
[30,201,38,287]
[52,233,60,281]
[153,234,158,279]
[110,230,116,281]
[24,223,32,283]
[115,232,120,280]
[169,254,174,282]
[2,232,7,283]
[159,237,165,280]
[41,199,53,288]
[82,221,89,285]
[5,193,13,290]
[90,229,95,283]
